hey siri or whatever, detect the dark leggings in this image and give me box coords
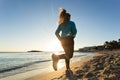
[59,37,74,70]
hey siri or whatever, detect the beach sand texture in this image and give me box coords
[28,50,120,80]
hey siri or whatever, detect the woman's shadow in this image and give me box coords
[66,69,77,80]
[51,69,78,80]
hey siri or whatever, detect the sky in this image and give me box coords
[0,0,120,52]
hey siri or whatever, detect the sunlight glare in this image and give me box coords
[46,38,63,51]
[58,60,64,69]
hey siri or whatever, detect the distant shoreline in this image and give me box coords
[27,50,43,52]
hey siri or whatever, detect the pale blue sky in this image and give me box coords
[0,0,120,51]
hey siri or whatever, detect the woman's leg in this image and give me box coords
[52,53,66,71]
[58,53,70,69]
[65,57,70,69]
[57,54,70,69]
[61,37,74,70]
[52,37,74,71]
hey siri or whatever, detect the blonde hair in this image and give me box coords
[57,8,71,25]
[58,8,66,25]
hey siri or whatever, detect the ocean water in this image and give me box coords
[0,52,95,78]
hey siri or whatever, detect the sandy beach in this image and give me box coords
[27,50,120,80]
[27,57,92,80]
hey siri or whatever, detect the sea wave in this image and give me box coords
[0,59,51,73]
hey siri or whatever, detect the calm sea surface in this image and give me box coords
[0,52,95,78]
